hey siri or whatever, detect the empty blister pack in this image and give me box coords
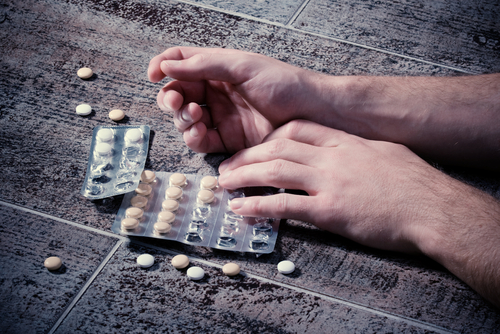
[111,171,280,254]
[81,125,150,199]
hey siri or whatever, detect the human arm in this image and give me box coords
[217,119,500,308]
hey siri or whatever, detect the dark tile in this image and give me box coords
[0,204,118,334]
[55,242,441,334]
[293,0,500,73]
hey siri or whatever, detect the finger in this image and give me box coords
[157,80,207,112]
[183,122,228,153]
[218,138,321,173]
[229,193,317,223]
[173,103,211,133]
[148,47,251,83]
[264,119,351,147]
[219,159,318,192]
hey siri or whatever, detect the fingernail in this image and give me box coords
[189,124,199,138]
[230,198,245,210]
[218,159,230,173]
[162,60,181,67]
[181,108,193,122]
[163,95,173,110]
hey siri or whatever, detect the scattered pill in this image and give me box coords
[44,256,62,271]
[76,104,92,116]
[222,263,240,276]
[109,109,125,121]
[157,211,175,224]
[197,189,215,204]
[77,67,93,79]
[187,266,205,280]
[121,217,139,230]
[130,196,148,208]
[95,142,112,156]
[171,254,189,269]
[137,254,155,268]
[125,128,142,142]
[135,183,152,196]
[162,199,179,212]
[141,170,156,183]
[165,186,183,200]
[277,260,295,274]
[200,175,218,190]
[126,207,143,219]
[169,173,187,187]
[97,128,113,142]
[154,221,171,234]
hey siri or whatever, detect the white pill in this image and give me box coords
[277,260,295,274]
[77,67,93,79]
[97,128,113,142]
[137,254,155,268]
[76,104,92,116]
[125,128,142,142]
[187,266,205,280]
[95,143,112,156]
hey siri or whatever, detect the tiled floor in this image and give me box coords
[0,0,499,333]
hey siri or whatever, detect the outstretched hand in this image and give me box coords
[148,47,325,153]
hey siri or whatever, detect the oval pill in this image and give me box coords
[130,196,148,208]
[141,170,156,183]
[200,175,218,190]
[137,254,154,268]
[162,199,179,212]
[187,266,205,280]
[125,207,143,219]
[125,128,142,142]
[277,260,295,274]
[169,173,187,187]
[97,128,113,142]
[157,211,175,224]
[135,183,152,196]
[109,109,125,121]
[197,189,215,204]
[154,221,171,234]
[77,67,93,79]
[165,186,182,200]
[44,256,62,271]
[76,104,92,116]
[121,218,139,230]
[222,263,240,276]
[171,254,189,269]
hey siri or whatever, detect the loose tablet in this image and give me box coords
[44,256,62,271]
[197,189,215,204]
[125,207,143,219]
[76,104,92,116]
[137,254,154,268]
[169,173,187,187]
[77,67,93,79]
[162,199,179,212]
[200,176,218,190]
[135,183,152,196]
[154,221,171,234]
[165,186,182,200]
[187,266,205,280]
[130,196,148,208]
[277,260,295,274]
[222,263,240,276]
[141,170,156,183]
[157,211,175,224]
[109,109,125,121]
[171,254,189,269]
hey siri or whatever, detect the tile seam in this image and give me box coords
[47,239,126,334]
[174,0,476,74]
[285,0,312,26]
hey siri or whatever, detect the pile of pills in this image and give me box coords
[111,171,280,254]
[81,125,150,199]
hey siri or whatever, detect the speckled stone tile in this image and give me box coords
[54,242,442,334]
[0,203,118,334]
[293,0,500,73]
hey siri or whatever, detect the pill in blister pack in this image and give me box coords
[81,125,150,199]
[111,171,280,254]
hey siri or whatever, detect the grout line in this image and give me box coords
[47,239,125,334]
[285,0,312,27]
[175,0,476,75]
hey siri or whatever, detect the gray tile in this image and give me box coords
[293,0,500,73]
[55,242,440,334]
[0,204,118,334]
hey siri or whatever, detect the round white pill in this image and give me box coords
[277,260,295,274]
[76,104,92,116]
[95,143,112,156]
[77,67,93,79]
[109,109,125,121]
[137,254,155,268]
[97,128,113,142]
[44,256,62,271]
[187,266,205,280]
[125,128,142,142]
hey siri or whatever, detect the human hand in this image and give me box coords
[148,47,326,153]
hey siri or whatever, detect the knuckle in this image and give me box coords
[273,195,288,217]
[266,139,287,158]
[267,159,286,180]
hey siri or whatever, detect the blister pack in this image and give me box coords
[111,171,280,254]
[81,125,150,199]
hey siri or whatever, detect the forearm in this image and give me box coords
[303,73,500,169]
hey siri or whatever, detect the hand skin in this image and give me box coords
[148,46,500,169]
[217,120,500,308]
